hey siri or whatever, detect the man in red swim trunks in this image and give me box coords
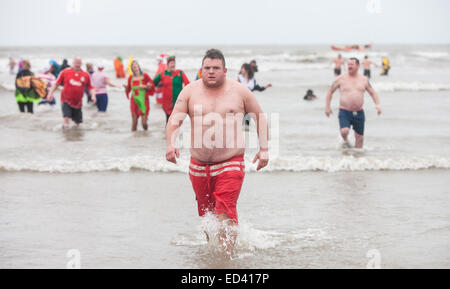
[165,49,269,252]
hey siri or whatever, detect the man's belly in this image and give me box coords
[339,95,364,111]
[190,147,245,164]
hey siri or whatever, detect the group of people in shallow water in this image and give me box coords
[331,53,390,79]
[10,48,384,254]
[11,54,274,131]
[11,50,383,150]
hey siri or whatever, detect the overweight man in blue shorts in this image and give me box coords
[325,57,382,149]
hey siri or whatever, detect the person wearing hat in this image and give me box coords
[154,54,168,105]
[91,63,119,112]
[153,55,190,123]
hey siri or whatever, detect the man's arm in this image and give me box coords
[47,70,64,102]
[366,80,382,115]
[165,87,190,164]
[243,87,269,171]
[325,78,340,117]
[47,83,59,102]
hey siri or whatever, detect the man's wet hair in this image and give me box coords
[349,57,360,65]
[202,49,226,68]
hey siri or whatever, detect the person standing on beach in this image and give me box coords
[325,57,382,148]
[153,56,190,124]
[165,49,269,253]
[332,54,345,76]
[361,55,379,79]
[47,57,96,128]
[91,63,119,112]
[123,60,154,131]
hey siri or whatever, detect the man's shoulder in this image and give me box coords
[358,74,369,82]
[335,74,346,82]
[228,78,247,91]
[180,79,200,96]
[186,79,202,89]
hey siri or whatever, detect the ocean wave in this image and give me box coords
[286,81,450,92]
[372,81,450,92]
[410,51,449,59]
[1,155,449,173]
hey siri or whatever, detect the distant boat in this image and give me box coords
[331,44,372,51]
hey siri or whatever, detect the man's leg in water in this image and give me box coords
[340,127,350,144]
[354,132,364,148]
[338,109,352,147]
[63,117,71,129]
[352,110,365,148]
[189,155,244,253]
[216,213,238,253]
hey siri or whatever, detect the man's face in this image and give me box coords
[202,58,227,88]
[347,59,359,74]
[73,58,82,71]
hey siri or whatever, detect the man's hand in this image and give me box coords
[166,146,180,164]
[325,106,332,117]
[253,149,269,171]
[47,94,54,102]
[376,105,382,115]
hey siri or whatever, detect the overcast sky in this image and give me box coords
[1,0,449,46]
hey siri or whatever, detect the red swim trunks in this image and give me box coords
[189,154,245,224]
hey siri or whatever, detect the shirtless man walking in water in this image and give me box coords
[325,57,382,148]
[332,54,345,76]
[165,49,269,253]
[361,55,379,79]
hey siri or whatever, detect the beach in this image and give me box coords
[1,170,449,268]
[1,45,449,268]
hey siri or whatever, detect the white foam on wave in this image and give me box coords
[1,155,449,173]
[411,51,449,59]
[372,81,450,92]
[281,81,450,92]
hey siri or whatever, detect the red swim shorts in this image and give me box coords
[189,154,245,224]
